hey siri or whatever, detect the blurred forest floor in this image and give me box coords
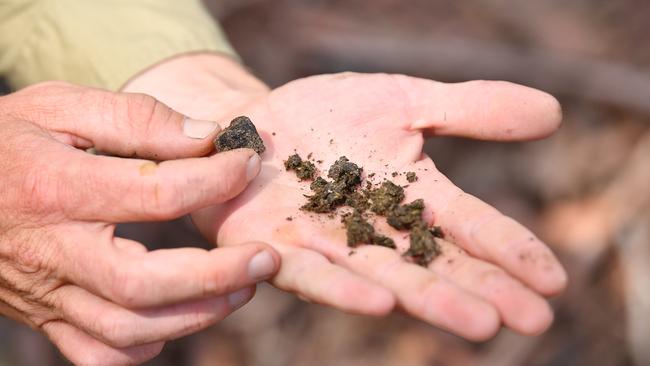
[1,1,649,365]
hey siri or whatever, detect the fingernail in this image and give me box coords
[246,154,261,181]
[227,288,253,310]
[183,117,220,139]
[247,250,276,280]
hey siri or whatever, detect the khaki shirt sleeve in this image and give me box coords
[0,0,238,91]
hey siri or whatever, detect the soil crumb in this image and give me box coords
[327,156,362,188]
[405,223,441,267]
[406,172,418,183]
[387,199,425,230]
[342,210,395,248]
[368,181,405,215]
[214,116,266,154]
[301,177,347,213]
[429,226,445,238]
[346,190,370,212]
[284,154,316,180]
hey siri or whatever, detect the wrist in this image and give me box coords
[122,53,269,121]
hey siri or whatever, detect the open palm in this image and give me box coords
[190,73,566,340]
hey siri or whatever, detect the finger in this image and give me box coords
[310,240,500,341]
[405,164,568,296]
[348,247,499,340]
[62,237,279,308]
[42,321,164,366]
[50,285,254,348]
[430,239,553,335]
[362,196,554,335]
[12,81,221,159]
[270,245,395,316]
[50,146,260,222]
[391,76,562,140]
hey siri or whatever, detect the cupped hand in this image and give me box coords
[0,82,280,365]
[191,72,567,340]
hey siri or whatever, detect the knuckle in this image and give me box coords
[0,230,63,311]
[210,161,248,202]
[5,228,57,273]
[108,266,143,307]
[140,180,183,220]
[20,163,63,215]
[108,93,154,146]
[182,306,217,335]
[21,161,85,222]
[121,93,170,136]
[126,93,157,122]
[8,235,44,270]
[213,175,240,202]
[0,276,59,328]
[199,267,226,297]
[96,316,132,348]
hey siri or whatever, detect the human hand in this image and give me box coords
[0,82,280,365]
[126,55,567,341]
[193,73,567,340]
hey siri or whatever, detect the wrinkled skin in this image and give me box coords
[189,72,567,340]
[0,82,281,365]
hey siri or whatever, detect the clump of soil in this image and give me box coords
[405,223,441,267]
[288,154,441,266]
[346,190,371,212]
[301,177,347,213]
[284,154,316,180]
[342,210,395,248]
[214,116,266,154]
[301,156,363,213]
[387,199,425,230]
[327,156,362,188]
[368,181,405,215]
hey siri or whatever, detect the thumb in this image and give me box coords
[11,81,221,159]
